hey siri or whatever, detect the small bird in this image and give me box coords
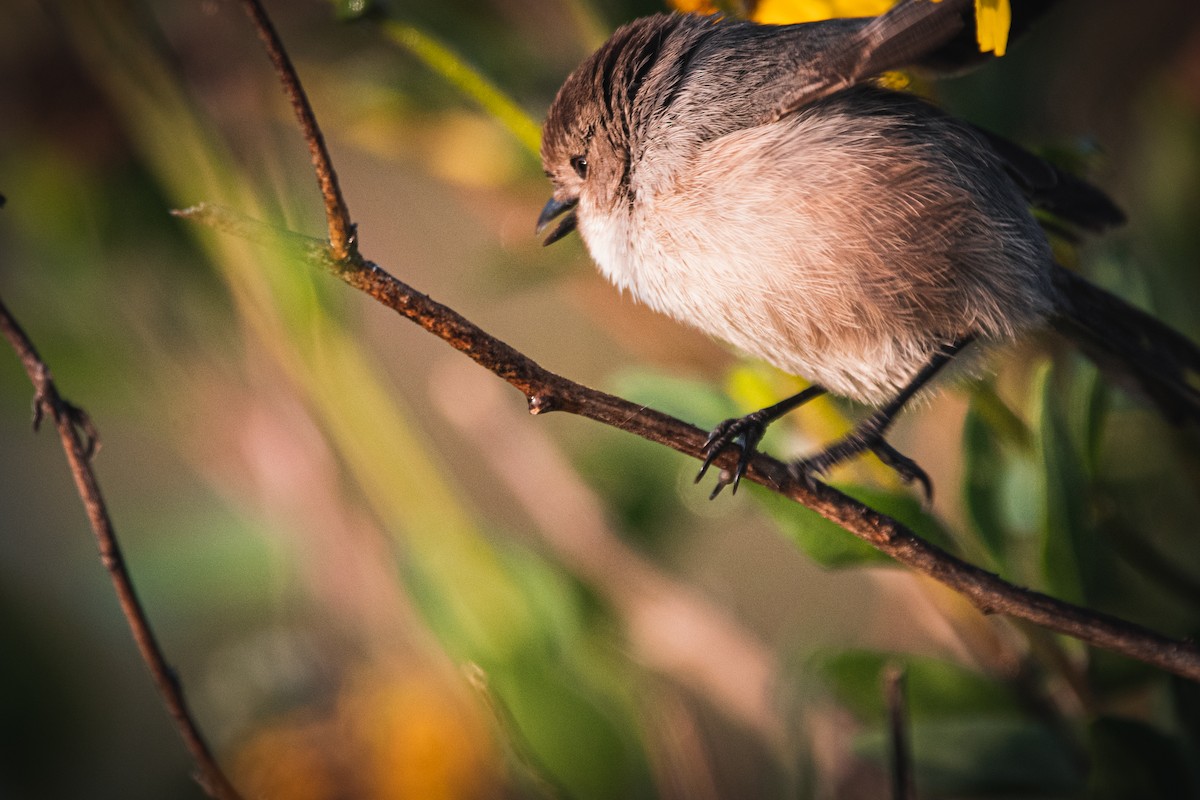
[536,10,1200,498]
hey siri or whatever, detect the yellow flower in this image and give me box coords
[667,0,722,12]
[974,0,1012,55]
[753,0,895,25]
[666,0,1012,58]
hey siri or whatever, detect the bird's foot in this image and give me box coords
[791,430,932,503]
[695,412,773,498]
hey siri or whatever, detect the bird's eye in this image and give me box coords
[570,156,588,179]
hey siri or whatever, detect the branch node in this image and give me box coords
[527,394,558,415]
[31,389,48,432]
[239,0,354,259]
[65,400,101,460]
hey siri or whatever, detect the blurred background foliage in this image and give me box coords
[2,0,1200,797]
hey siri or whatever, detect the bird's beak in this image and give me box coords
[536,196,579,246]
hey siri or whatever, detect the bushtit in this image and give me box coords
[537,11,1200,497]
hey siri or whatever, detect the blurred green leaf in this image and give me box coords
[756,482,956,568]
[131,505,287,629]
[1035,362,1095,605]
[1068,359,1109,473]
[966,380,1034,450]
[962,399,1013,568]
[575,429,686,549]
[491,653,654,800]
[383,21,542,157]
[756,485,890,567]
[613,368,740,430]
[402,542,658,798]
[813,650,1023,721]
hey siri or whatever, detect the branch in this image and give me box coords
[0,297,243,800]
[238,0,354,261]
[211,3,1200,682]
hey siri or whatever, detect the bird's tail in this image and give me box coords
[1051,264,1200,424]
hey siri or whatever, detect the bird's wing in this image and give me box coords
[772,0,975,119]
[764,0,1120,233]
[772,0,1061,120]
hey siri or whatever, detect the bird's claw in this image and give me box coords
[696,416,767,497]
[707,469,735,500]
[698,405,935,502]
[871,440,933,505]
[791,436,932,502]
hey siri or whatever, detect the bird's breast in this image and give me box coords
[572,108,1054,403]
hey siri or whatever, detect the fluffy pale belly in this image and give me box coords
[579,201,957,402]
[577,135,1053,403]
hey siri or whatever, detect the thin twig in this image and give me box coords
[0,297,243,800]
[206,5,1200,682]
[884,664,916,800]
[238,0,354,261]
